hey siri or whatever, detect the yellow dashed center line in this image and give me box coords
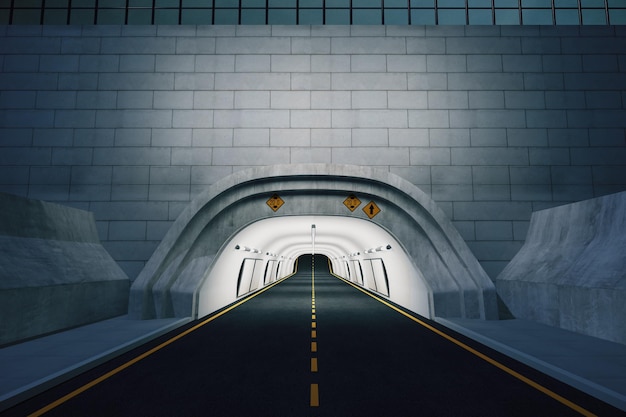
[311,357,318,372]
[310,383,319,407]
[311,341,317,352]
[310,258,319,408]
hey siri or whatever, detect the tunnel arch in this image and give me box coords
[129,164,498,321]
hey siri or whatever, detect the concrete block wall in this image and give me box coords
[1,25,625,282]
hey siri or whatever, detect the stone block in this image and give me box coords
[468,241,523,261]
[311,91,351,109]
[156,55,195,73]
[473,185,511,201]
[428,91,468,109]
[511,184,552,201]
[192,129,233,147]
[589,128,626,147]
[387,91,427,109]
[174,73,216,91]
[112,166,149,185]
[547,129,588,147]
[99,73,174,91]
[448,73,524,91]
[311,129,351,147]
[33,128,73,147]
[407,73,447,90]
[153,129,192,147]
[171,147,213,165]
[551,166,593,185]
[270,129,311,147]
[332,147,410,166]
[386,55,426,72]
[468,91,505,109]
[114,128,151,146]
[146,221,174,240]
[427,55,466,72]
[351,55,386,72]
[507,128,548,147]
[476,221,513,241]
[450,110,526,128]
[561,37,626,54]
[521,37,561,54]
[331,37,406,54]
[502,55,542,73]
[571,147,626,166]
[235,55,271,72]
[446,37,521,55]
[215,73,289,90]
[452,147,529,165]
[504,91,545,109]
[291,73,331,90]
[116,91,153,109]
[39,55,79,73]
[529,148,570,165]
[93,147,170,166]
[453,201,532,221]
[2,55,39,73]
[292,110,331,128]
[272,55,311,72]
[565,73,626,91]
[78,55,119,72]
[149,184,190,201]
[1,109,55,128]
[470,129,507,146]
[104,240,160,261]
[71,166,112,185]
[430,129,470,147]
[567,109,626,128]
[100,37,176,54]
[97,110,172,128]
[291,38,330,54]
[28,185,69,201]
[0,91,36,109]
[153,91,193,110]
[542,55,582,73]
[195,55,235,72]
[406,37,446,54]
[150,166,190,185]
[467,55,502,72]
[351,129,388,147]
[523,73,564,90]
[108,221,146,240]
[333,110,407,128]
[526,110,567,128]
[390,166,431,185]
[409,148,450,165]
[432,184,473,201]
[331,73,407,90]
[271,91,310,109]
[51,148,92,166]
[290,148,332,164]
[234,129,270,146]
[408,110,449,128]
[76,91,117,110]
[61,37,100,54]
[510,166,551,185]
[351,91,388,109]
[216,37,291,54]
[212,147,290,166]
[111,185,149,201]
[389,129,429,147]
[191,166,233,185]
[0,129,32,147]
[545,91,586,109]
[30,166,70,185]
[234,91,269,109]
[311,55,350,72]
[0,37,60,54]
[119,55,155,72]
[69,184,111,201]
[58,74,99,91]
[472,166,510,184]
[585,91,622,109]
[172,110,213,128]
[176,37,217,54]
[431,166,472,185]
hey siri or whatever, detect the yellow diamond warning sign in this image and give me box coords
[363,201,381,219]
[343,194,361,212]
[266,193,284,212]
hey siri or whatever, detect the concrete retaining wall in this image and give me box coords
[496,191,626,344]
[0,193,129,345]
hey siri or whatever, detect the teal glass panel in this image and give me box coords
[72,0,95,6]
[215,0,238,6]
[386,0,407,6]
[358,0,381,6]
[183,8,214,23]
[554,0,578,6]
[582,9,606,24]
[242,0,266,6]
[494,0,517,6]
[580,0,604,6]
[213,9,238,23]
[155,9,179,23]
[12,10,41,24]
[411,9,435,24]
[384,8,408,24]
[495,9,519,24]
[102,0,126,6]
[609,9,626,24]
[438,0,465,6]
[522,0,551,7]
[269,0,297,6]
[300,0,323,7]
[17,0,42,7]
[0,9,9,24]
[469,0,492,6]
[184,0,212,6]
[98,9,126,24]
[70,9,95,23]
[268,8,296,23]
[44,9,68,24]
[523,9,553,24]
[128,9,152,24]
[438,9,466,24]
[326,0,350,7]
[0,0,10,6]
[299,9,323,24]
[353,9,381,24]
[241,8,266,23]
[555,8,580,24]
[325,8,350,23]
[129,0,152,6]
[156,0,180,6]
[608,0,626,6]
[469,8,492,24]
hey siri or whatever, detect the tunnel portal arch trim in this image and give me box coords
[129,164,497,321]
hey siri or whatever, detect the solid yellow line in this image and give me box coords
[28,272,297,417]
[310,383,319,407]
[331,273,597,417]
[311,357,318,372]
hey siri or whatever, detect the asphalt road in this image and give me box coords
[5,255,620,416]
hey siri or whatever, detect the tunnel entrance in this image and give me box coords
[129,164,498,321]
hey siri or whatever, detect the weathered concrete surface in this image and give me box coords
[130,164,498,321]
[0,193,129,346]
[496,191,626,345]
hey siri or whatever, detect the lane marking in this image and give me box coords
[311,341,317,352]
[330,273,597,417]
[311,358,318,372]
[28,272,298,417]
[312,314,316,319]
[311,322,317,329]
[311,330,316,338]
[310,383,319,407]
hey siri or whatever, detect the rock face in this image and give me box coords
[0,193,129,346]
[496,191,626,345]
